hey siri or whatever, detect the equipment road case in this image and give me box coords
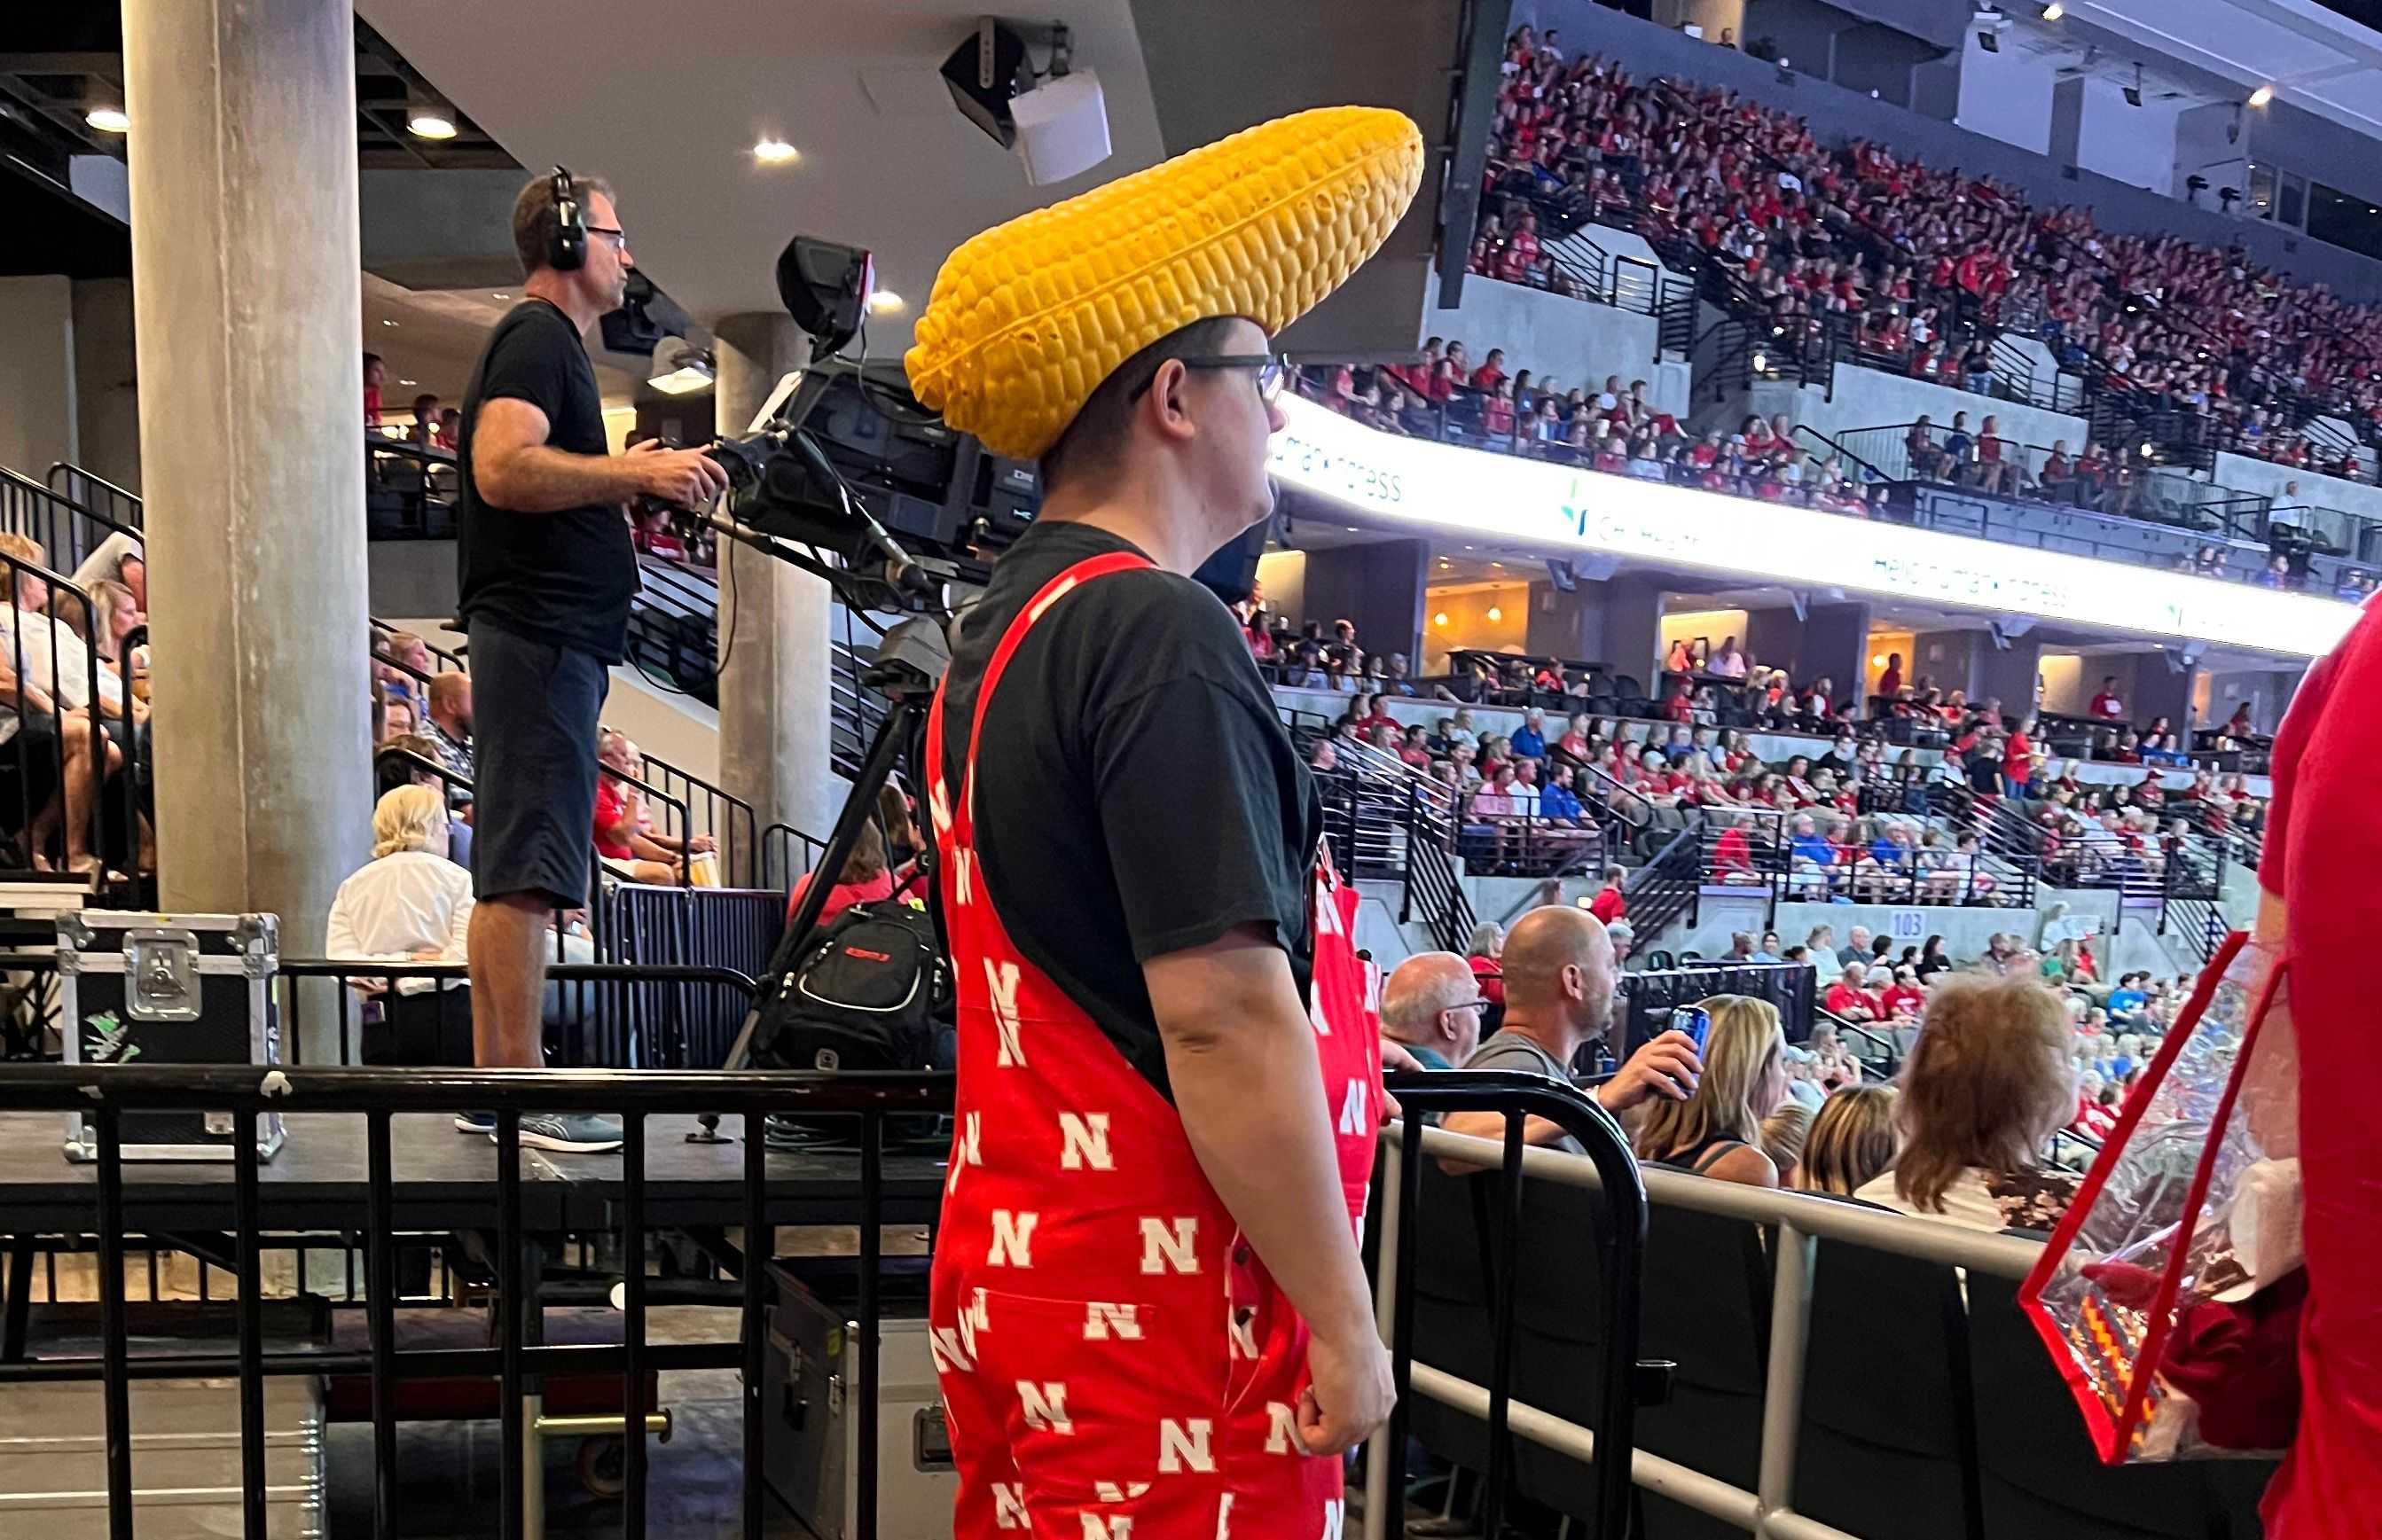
[58,909,284,1161]
[762,1255,957,1540]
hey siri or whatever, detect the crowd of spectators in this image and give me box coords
[0,527,153,880]
[1481,29,2382,491]
[1387,900,2160,1228]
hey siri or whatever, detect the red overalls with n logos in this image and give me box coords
[924,552,1381,1540]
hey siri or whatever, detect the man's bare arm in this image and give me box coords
[471,399,726,512]
[1148,925,1391,1452]
[1150,927,1372,1343]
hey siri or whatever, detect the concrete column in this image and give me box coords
[2133,654,2199,735]
[1594,575,1667,687]
[124,0,371,945]
[1976,639,2044,721]
[1302,537,1429,670]
[713,314,834,850]
[1798,601,1872,703]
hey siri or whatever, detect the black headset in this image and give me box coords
[547,164,586,272]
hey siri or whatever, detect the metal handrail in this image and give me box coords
[1403,1116,2045,1540]
[1372,1073,1648,1540]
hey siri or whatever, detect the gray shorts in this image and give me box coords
[466,618,608,907]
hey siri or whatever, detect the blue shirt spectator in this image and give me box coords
[1540,782,1585,820]
[1512,721,1547,758]
[1791,831,1835,867]
[2106,985,2147,1015]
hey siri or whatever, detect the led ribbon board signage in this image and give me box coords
[1269,396,2359,660]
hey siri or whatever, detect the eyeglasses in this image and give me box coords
[1457,997,1496,1014]
[584,225,631,252]
[1129,353,1289,404]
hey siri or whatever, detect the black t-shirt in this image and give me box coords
[938,521,1320,1100]
[456,300,639,661]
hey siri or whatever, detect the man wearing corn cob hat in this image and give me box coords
[904,107,1422,1537]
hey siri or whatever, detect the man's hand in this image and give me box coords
[624,440,731,507]
[1298,1328,1396,1456]
[689,833,717,855]
[1595,1028,1703,1114]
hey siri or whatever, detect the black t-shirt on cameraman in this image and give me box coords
[456,299,639,661]
[936,520,1320,1100]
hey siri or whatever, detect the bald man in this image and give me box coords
[1380,951,1485,1069]
[1447,905,1703,1152]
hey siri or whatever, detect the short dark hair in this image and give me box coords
[1038,315,1248,493]
[512,171,615,278]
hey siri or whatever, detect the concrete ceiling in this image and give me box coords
[356,0,1170,352]
[362,273,644,406]
[2033,0,2382,137]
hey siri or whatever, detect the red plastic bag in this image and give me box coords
[2018,929,2302,1462]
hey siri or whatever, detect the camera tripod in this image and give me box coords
[715,609,948,1075]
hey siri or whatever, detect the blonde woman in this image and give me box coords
[326,785,474,973]
[1855,975,2078,1229]
[1632,995,1790,1187]
[1796,1085,1899,1197]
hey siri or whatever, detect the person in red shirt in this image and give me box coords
[1662,680,1695,723]
[1877,965,1926,1020]
[2089,676,2126,721]
[1974,415,2010,495]
[2003,716,2037,796]
[1824,961,1881,1022]
[1586,864,1627,924]
[784,818,897,928]
[1876,652,1903,701]
[1469,348,1508,391]
[363,351,386,430]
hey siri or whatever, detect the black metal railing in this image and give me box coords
[45,464,144,535]
[1,467,136,576]
[0,1059,950,1540]
[1401,793,1478,951]
[1374,1071,1649,1540]
[363,441,459,540]
[1624,820,1703,942]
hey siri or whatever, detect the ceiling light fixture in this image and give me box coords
[866,290,905,313]
[85,106,129,134]
[646,335,716,395]
[754,137,800,164]
[1486,606,1503,622]
[1433,613,1449,627]
[380,318,399,328]
[407,111,458,140]
[2248,83,2274,107]
[493,292,510,300]
[398,378,417,387]
[2041,2,2063,18]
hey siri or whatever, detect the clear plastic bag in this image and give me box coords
[2018,930,2301,1462]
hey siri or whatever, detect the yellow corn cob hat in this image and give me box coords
[905,105,1424,461]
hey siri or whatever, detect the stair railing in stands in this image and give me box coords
[1622,819,1703,943]
[44,464,144,534]
[0,468,135,575]
[1400,789,1479,952]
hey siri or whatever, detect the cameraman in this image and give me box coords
[455,169,725,1152]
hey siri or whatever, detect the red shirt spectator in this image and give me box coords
[2089,682,2126,720]
[785,865,897,929]
[1880,980,1926,1019]
[1663,686,1694,723]
[1587,879,1626,925]
[1825,978,1881,1020]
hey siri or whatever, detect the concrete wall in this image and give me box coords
[2212,451,2382,528]
[1422,277,1676,409]
[367,539,459,620]
[2205,667,2304,735]
[0,277,77,481]
[1795,364,2090,450]
[1777,886,2120,962]
[1307,537,1430,668]
[70,279,140,493]
[1954,31,2053,155]
[2076,77,2184,196]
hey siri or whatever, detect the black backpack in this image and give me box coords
[753,901,952,1144]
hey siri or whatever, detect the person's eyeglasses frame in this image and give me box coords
[583,224,631,253]
[1128,353,1288,404]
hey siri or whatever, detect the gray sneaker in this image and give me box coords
[512,1112,624,1153]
